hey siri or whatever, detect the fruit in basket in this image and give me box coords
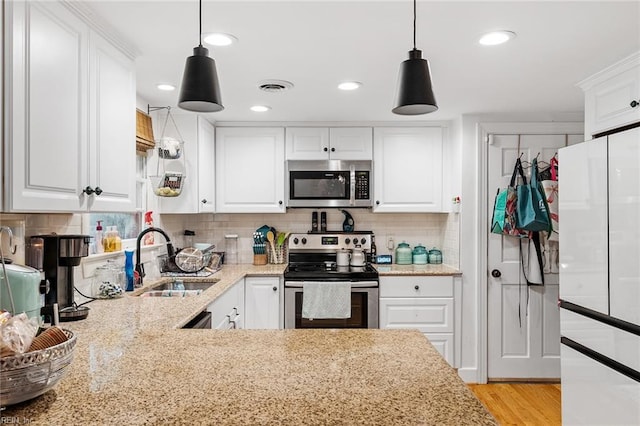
[155,186,180,197]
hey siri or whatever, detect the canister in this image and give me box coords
[395,242,412,265]
[428,248,443,264]
[412,244,428,264]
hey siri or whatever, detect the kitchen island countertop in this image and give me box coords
[3,265,493,425]
[374,263,461,276]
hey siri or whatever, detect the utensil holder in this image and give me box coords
[253,254,267,265]
[268,242,288,264]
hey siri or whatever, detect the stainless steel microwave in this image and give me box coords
[286,160,372,208]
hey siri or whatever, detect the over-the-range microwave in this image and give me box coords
[286,160,372,208]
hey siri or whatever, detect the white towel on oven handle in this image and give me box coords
[302,282,352,319]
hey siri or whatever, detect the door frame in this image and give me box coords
[476,122,584,383]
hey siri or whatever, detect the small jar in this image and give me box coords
[428,248,443,264]
[395,242,412,265]
[92,261,124,299]
[225,234,238,264]
[412,244,428,265]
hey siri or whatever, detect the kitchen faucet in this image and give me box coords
[135,227,175,284]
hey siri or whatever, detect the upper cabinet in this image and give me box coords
[579,51,640,138]
[150,113,215,214]
[285,127,372,160]
[215,127,286,213]
[373,127,444,213]
[4,1,136,212]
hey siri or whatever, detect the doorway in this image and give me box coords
[479,123,583,381]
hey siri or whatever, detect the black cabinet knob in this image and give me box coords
[278,200,283,205]
[631,100,639,108]
[491,269,502,278]
[331,147,335,152]
[414,285,420,290]
[82,186,95,195]
[323,147,328,152]
[94,186,103,196]
[272,286,277,291]
[376,200,380,205]
[202,199,208,204]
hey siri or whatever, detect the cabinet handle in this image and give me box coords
[376,200,380,205]
[278,200,283,205]
[94,186,103,196]
[414,285,420,290]
[331,147,335,152]
[82,186,95,195]
[201,199,208,204]
[272,286,277,291]
[323,147,328,152]
[631,100,639,108]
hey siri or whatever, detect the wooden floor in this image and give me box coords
[468,383,561,426]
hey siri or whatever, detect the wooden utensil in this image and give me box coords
[266,231,276,260]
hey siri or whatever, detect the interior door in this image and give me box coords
[487,134,581,380]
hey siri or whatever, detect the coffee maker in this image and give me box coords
[28,234,91,322]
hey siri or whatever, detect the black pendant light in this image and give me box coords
[392,0,437,115]
[178,0,224,112]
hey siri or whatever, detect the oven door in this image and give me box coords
[284,281,379,329]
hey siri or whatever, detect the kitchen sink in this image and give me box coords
[138,279,220,297]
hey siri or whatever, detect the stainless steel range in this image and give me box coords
[284,232,379,329]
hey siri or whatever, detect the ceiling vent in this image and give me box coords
[257,80,294,93]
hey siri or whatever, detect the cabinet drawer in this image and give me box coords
[380,276,453,298]
[380,298,453,333]
[424,333,454,366]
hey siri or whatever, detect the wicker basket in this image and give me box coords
[1,329,77,406]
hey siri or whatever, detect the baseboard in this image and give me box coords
[488,377,560,383]
[457,367,480,383]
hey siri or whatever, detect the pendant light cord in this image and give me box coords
[199,0,203,47]
[413,0,416,50]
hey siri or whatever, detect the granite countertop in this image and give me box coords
[373,263,461,276]
[3,264,492,425]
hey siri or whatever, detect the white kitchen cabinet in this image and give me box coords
[373,127,443,212]
[379,276,458,366]
[285,127,372,160]
[215,127,285,213]
[579,51,640,138]
[208,279,245,330]
[151,113,215,214]
[4,1,136,212]
[244,276,282,329]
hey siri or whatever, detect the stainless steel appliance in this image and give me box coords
[284,232,379,329]
[286,160,372,208]
[29,234,91,322]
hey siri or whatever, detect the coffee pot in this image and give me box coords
[350,245,366,267]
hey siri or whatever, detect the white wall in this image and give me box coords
[457,112,583,383]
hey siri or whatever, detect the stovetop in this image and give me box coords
[284,262,379,281]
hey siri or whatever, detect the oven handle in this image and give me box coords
[349,164,356,206]
[284,280,378,288]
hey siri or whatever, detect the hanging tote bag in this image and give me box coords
[516,158,552,233]
[491,158,529,237]
[540,156,559,241]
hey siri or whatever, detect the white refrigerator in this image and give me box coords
[559,126,640,425]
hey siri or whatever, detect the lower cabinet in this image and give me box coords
[379,276,459,366]
[208,279,244,329]
[244,276,282,329]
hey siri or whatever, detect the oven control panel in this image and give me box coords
[289,233,371,251]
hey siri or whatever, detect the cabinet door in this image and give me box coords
[329,128,372,160]
[7,1,88,211]
[373,127,443,212]
[208,279,244,329]
[558,138,609,314]
[245,276,281,329]
[608,128,640,325]
[425,333,454,365]
[285,127,329,160]
[216,127,285,213]
[584,62,640,137]
[197,117,216,213]
[88,32,136,212]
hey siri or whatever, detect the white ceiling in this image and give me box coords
[87,1,640,122]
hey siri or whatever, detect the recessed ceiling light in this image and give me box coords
[156,83,176,91]
[250,105,271,112]
[203,33,238,47]
[479,30,516,46]
[338,81,362,91]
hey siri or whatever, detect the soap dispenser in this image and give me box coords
[94,221,104,254]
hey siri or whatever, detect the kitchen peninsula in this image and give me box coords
[3,266,495,425]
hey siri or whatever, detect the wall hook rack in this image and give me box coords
[147,105,171,115]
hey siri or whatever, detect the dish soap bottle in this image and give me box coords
[113,227,122,252]
[94,221,104,254]
[143,211,154,246]
[103,226,114,252]
[124,250,135,291]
